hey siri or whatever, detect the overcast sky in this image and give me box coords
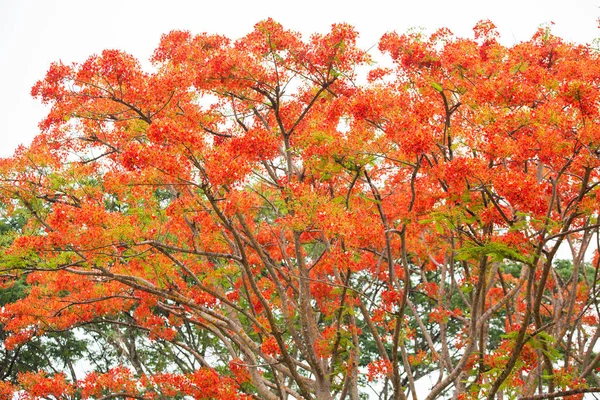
[1,0,599,157]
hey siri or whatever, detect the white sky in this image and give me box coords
[0,0,599,157]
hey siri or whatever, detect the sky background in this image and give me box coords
[0,0,599,157]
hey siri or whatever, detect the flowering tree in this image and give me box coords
[1,19,600,399]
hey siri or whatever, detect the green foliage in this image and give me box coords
[456,242,530,264]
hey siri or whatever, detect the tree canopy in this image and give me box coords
[1,19,600,400]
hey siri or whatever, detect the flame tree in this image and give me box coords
[1,19,600,400]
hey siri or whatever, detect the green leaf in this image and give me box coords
[510,62,529,74]
[456,242,530,264]
[358,193,381,204]
[431,82,443,92]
